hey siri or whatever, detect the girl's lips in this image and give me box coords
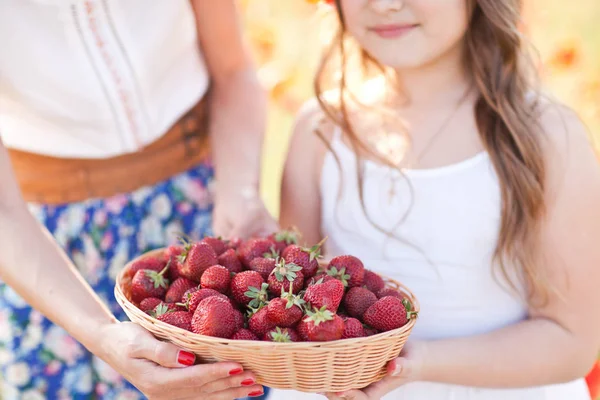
[369,24,418,39]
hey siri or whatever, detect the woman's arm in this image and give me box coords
[191,0,278,238]
[279,100,328,246]
[328,107,600,399]
[0,139,262,399]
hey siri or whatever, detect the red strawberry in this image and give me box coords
[178,241,218,282]
[227,237,243,250]
[164,245,184,282]
[249,257,277,280]
[327,255,365,288]
[364,327,379,336]
[304,273,336,289]
[342,317,366,339]
[128,257,165,278]
[217,249,243,274]
[267,259,304,296]
[282,238,326,278]
[263,327,299,342]
[200,265,231,294]
[233,309,245,331]
[266,293,304,328]
[268,229,300,253]
[230,271,265,305]
[183,288,228,313]
[303,278,344,313]
[157,311,193,331]
[139,297,163,313]
[238,238,274,267]
[232,328,259,341]
[191,296,236,338]
[363,296,417,332]
[363,270,385,293]
[376,288,407,300]
[343,287,377,319]
[296,306,344,342]
[131,265,169,303]
[165,278,197,303]
[248,306,275,338]
[200,236,228,256]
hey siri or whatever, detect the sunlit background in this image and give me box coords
[240,0,600,216]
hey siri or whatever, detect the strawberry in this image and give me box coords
[200,265,231,294]
[249,257,277,280]
[233,309,245,331]
[266,290,305,328]
[327,255,365,288]
[200,236,228,256]
[238,238,274,267]
[164,245,184,282]
[128,257,166,279]
[139,297,163,313]
[263,327,299,342]
[281,238,326,278]
[217,249,243,274]
[342,317,366,339]
[227,237,243,250]
[230,271,265,305]
[181,286,200,303]
[376,288,407,300]
[191,296,236,338]
[131,264,170,303]
[268,229,300,253]
[343,287,377,319]
[183,288,228,313]
[165,278,197,303]
[267,259,304,296]
[363,296,417,332]
[297,306,344,342]
[248,306,275,338]
[364,327,379,336]
[303,278,344,313]
[178,241,218,282]
[363,270,385,293]
[245,283,270,309]
[304,273,336,289]
[157,311,193,331]
[232,328,259,341]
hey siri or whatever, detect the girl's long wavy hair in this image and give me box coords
[314,0,550,304]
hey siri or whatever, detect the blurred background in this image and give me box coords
[238,0,600,217]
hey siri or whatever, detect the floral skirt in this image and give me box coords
[0,160,269,400]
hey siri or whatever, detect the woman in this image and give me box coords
[0,1,274,399]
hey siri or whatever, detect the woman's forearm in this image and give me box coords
[0,203,117,356]
[421,318,595,387]
[209,68,267,191]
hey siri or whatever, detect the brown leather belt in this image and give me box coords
[7,99,211,205]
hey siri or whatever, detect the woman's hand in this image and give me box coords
[324,341,427,400]
[212,184,279,239]
[96,322,264,400]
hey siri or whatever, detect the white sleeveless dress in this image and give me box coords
[267,129,590,399]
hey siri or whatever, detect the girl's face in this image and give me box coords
[339,0,471,69]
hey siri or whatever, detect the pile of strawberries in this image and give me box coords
[128,231,417,342]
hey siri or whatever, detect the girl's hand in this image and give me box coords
[212,184,279,239]
[97,322,264,400]
[324,341,427,400]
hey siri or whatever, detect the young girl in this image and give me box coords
[274,0,600,399]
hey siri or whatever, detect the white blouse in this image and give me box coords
[0,0,210,158]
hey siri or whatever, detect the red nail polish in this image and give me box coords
[177,350,195,366]
[241,378,255,386]
[248,390,264,397]
[229,367,243,375]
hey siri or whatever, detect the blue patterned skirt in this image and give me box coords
[0,160,269,399]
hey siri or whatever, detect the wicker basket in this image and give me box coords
[115,248,419,393]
